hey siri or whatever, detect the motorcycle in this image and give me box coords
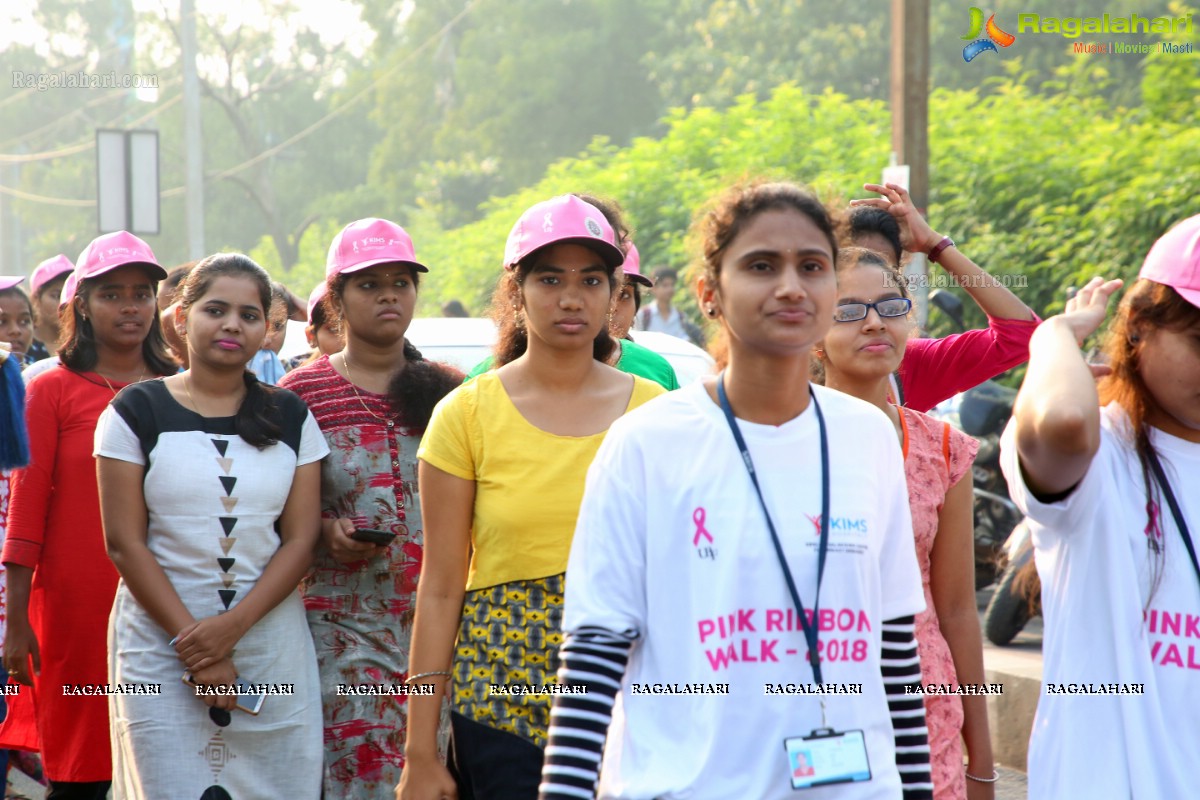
[925,290,1023,590]
[984,521,1042,645]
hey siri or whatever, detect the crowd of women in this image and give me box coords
[0,179,1194,800]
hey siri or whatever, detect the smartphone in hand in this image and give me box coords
[350,527,397,546]
[182,673,266,715]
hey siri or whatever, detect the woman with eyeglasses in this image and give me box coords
[846,184,1038,412]
[814,247,994,800]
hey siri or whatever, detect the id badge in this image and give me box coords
[783,728,872,790]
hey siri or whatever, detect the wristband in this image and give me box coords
[965,768,999,783]
[927,235,955,264]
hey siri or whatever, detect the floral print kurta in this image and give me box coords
[280,355,446,799]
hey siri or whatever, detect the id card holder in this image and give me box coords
[783,728,872,790]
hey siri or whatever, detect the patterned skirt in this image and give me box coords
[452,574,564,748]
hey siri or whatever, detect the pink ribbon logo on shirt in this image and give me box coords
[693,507,714,546]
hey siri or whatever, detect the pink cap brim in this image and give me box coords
[329,258,428,278]
[625,273,654,288]
[0,276,25,291]
[84,260,168,282]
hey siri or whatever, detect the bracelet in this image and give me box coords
[965,768,999,783]
[404,671,452,685]
[927,235,955,264]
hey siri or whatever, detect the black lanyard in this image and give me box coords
[717,373,830,685]
[1146,447,1200,590]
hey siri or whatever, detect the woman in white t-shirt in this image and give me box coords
[998,214,1200,800]
[540,181,935,800]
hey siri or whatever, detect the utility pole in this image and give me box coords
[891,0,930,328]
[181,0,205,258]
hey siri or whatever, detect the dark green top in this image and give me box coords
[465,338,680,391]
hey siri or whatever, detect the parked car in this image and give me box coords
[280,317,716,384]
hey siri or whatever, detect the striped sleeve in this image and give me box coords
[538,626,636,800]
[881,615,933,800]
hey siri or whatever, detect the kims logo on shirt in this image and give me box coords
[805,514,869,538]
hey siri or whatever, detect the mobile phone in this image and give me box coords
[182,673,267,715]
[350,527,397,546]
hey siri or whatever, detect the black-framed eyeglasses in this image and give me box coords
[833,297,912,323]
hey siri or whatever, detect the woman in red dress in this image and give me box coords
[1,232,175,799]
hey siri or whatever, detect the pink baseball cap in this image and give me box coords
[0,276,24,292]
[326,218,427,278]
[621,242,653,288]
[30,255,74,296]
[58,271,80,309]
[503,195,625,270]
[307,282,328,322]
[75,231,166,282]
[1140,214,1200,308]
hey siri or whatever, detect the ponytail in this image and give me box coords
[236,370,282,449]
[387,339,464,431]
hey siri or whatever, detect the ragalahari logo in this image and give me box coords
[962,7,1016,62]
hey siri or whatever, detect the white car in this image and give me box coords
[280,317,715,385]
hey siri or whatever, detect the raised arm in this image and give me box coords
[1013,277,1122,499]
[396,460,474,800]
[854,183,1034,321]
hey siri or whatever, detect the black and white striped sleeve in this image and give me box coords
[538,625,637,800]
[880,615,933,800]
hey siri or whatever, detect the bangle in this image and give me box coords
[965,768,999,783]
[927,235,955,264]
[404,671,452,685]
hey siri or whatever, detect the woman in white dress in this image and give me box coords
[95,253,327,799]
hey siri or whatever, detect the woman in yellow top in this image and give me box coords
[397,195,664,800]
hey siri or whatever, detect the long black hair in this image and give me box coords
[58,265,177,376]
[386,340,464,431]
[178,253,281,449]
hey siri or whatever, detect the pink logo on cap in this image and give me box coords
[75,231,165,282]
[326,218,427,278]
[30,255,74,296]
[1140,214,1200,309]
[503,195,625,270]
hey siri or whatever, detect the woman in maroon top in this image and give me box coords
[1,232,174,800]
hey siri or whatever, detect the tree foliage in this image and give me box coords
[404,75,1200,361]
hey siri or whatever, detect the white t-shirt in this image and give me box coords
[1000,403,1200,800]
[564,381,924,800]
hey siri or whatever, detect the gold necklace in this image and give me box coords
[341,352,394,429]
[96,366,146,397]
[183,373,242,418]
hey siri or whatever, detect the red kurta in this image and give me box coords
[0,367,126,782]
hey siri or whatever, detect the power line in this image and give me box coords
[0,75,183,151]
[2,1,478,205]
[0,93,183,164]
[161,0,478,195]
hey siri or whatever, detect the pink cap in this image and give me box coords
[30,255,74,296]
[0,275,24,291]
[1140,214,1200,308]
[75,231,166,282]
[503,195,624,270]
[58,271,80,309]
[326,218,427,278]
[621,242,653,287]
[307,282,328,322]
